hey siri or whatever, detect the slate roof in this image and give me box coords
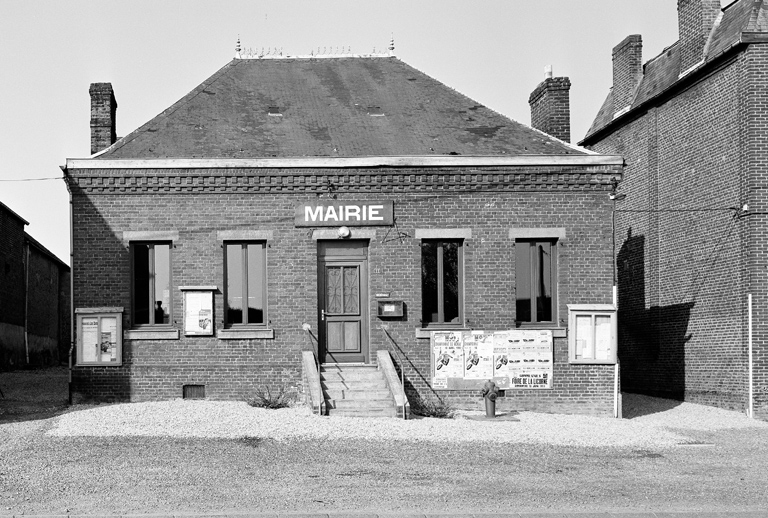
[97,56,584,159]
[583,0,768,141]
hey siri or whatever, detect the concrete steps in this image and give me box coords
[320,364,397,418]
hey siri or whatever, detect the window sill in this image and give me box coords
[218,328,275,340]
[569,359,617,365]
[75,361,123,367]
[125,328,180,340]
[415,327,469,339]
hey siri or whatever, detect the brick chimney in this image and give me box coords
[612,35,643,115]
[528,67,571,143]
[678,0,720,73]
[89,83,117,155]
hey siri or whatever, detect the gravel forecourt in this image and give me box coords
[2,368,768,516]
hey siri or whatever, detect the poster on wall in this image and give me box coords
[431,329,553,390]
[99,317,118,362]
[184,290,214,336]
[508,330,553,389]
[463,331,493,380]
[432,331,464,387]
[81,317,99,363]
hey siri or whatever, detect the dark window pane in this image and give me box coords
[536,242,553,322]
[421,241,438,323]
[246,244,264,324]
[442,242,459,323]
[516,240,556,323]
[515,242,532,322]
[134,244,150,325]
[226,244,243,324]
[154,244,170,324]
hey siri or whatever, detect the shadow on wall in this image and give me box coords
[617,228,693,407]
[69,186,131,402]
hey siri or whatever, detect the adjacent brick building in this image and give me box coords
[64,47,624,416]
[0,201,70,369]
[580,0,768,419]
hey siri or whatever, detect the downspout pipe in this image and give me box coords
[61,166,74,405]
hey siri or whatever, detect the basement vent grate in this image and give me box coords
[268,106,283,116]
[183,384,206,399]
[367,106,384,116]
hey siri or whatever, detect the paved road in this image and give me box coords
[7,512,768,517]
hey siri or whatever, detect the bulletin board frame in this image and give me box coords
[180,286,216,336]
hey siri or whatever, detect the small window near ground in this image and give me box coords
[515,239,557,325]
[225,242,267,326]
[421,239,463,327]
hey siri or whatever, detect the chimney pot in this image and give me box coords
[528,75,571,143]
[89,83,117,155]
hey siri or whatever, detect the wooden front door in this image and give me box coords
[318,241,369,363]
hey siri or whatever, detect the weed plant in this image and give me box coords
[246,386,296,409]
[410,396,455,418]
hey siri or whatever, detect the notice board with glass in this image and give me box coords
[76,307,123,366]
[180,286,215,336]
[431,329,553,390]
[567,304,617,364]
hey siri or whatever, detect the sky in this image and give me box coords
[1,0,706,265]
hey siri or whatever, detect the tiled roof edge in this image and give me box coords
[389,58,579,154]
[65,155,624,170]
[94,60,240,158]
[579,44,742,146]
[0,200,30,226]
[24,232,70,270]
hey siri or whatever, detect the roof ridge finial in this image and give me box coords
[388,34,395,56]
[235,37,242,59]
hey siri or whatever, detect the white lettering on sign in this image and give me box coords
[345,205,361,221]
[296,201,393,227]
[305,206,323,222]
[368,205,384,221]
[303,205,386,222]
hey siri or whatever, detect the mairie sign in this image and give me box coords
[294,200,394,227]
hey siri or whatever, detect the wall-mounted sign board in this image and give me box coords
[295,200,394,227]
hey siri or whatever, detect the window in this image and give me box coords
[76,308,123,366]
[225,242,266,326]
[516,239,557,324]
[421,239,463,327]
[131,242,171,326]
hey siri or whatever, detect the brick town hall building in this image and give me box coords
[63,44,625,417]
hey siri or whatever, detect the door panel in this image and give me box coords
[318,241,368,363]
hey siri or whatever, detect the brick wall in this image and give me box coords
[69,164,620,416]
[612,35,643,113]
[678,0,720,73]
[528,77,571,143]
[589,53,753,412]
[25,246,63,365]
[743,44,768,419]
[0,208,26,327]
[0,208,26,368]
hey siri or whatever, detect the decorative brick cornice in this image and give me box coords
[65,166,623,195]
